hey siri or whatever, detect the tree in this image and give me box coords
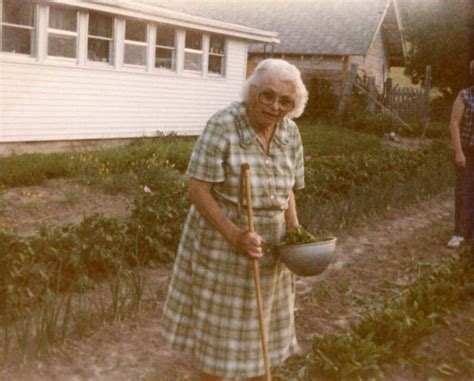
[402,0,470,98]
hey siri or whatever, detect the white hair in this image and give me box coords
[241,58,309,119]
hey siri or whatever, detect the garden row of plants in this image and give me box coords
[1,138,454,321]
[275,252,472,380]
[0,122,381,189]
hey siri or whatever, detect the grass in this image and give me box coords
[390,67,442,100]
[298,120,381,158]
[0,135,196,189]
[0,122,383,191]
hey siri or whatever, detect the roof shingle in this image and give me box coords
[145,0,391,55]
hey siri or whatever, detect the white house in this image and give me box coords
[0,0,278,150]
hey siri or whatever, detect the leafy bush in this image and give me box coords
[129,165,189,264]
[302,78,339,119]
[300,141,450,203]
[285,256,467,380]
[0,229,44,315]
[31,215,131,292]
[429,96,453,122]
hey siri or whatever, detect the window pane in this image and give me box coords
[88,38,112,63]
[185,30,201,50]
[1,25,31,54]
[156,24,174,47]
[49,7,77,31]
[125,19,146,42]
[124,44,146,65]
[209,55,223,75]
[184,52,202,71]
[155,48,175,70]
[209,35,224,54]
[89,12,112,38]
[3,0,34,26]
[48,34,76,58]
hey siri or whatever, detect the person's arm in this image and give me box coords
[284,189,299,231]
[450,94,466,167]
[188,177,263,259]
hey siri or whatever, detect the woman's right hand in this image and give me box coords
[234,230,264,260]
[455,150,466,167]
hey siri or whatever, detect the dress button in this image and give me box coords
[265,159,271,165]
[270,194,275,199]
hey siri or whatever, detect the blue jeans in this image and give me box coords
[462,153,474,256]
[454,164,465,236]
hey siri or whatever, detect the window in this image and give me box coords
[208,35,225,75]
[48,6,77,58]
[184,30,202,72]
[88,12,113,63]
[1,0,35,55]
[124,19,147,66]
[155,24,175,70]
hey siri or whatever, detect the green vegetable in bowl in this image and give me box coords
[282,225,324,245]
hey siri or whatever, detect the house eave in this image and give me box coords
[38,0,280,43]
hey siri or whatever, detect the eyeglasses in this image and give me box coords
[257,90,295,112]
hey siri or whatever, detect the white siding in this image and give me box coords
[364,31,389,92]
[0,38,247,142]
[349,31,390,93]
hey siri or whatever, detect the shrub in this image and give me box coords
[302,78,339,120]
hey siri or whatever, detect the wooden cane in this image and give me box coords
[241,163,272,381]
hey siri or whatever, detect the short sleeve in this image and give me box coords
[293,126,305,190]
[186,117,228,183]
[460,89,468,105]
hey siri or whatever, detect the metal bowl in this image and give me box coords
[276,237,336,277]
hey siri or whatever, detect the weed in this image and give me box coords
[61,189,80,206]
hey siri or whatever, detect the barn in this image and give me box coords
[152,0,406,94]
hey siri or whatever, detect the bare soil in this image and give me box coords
[0,178,131,236]
[1,179,473,380]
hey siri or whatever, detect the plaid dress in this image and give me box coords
[460,87,474,151]
[160,102,305,378]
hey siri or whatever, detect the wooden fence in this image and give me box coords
[340,64,431,131]
[384,66,431,126]
[387,85,426,123]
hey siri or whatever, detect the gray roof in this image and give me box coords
[143,0,405,64]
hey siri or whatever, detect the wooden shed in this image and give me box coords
[0,0,278,149]
[153,0,406,95]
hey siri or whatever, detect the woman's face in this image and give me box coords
[247,77,296,129]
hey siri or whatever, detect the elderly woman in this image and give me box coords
[160,58,308,380]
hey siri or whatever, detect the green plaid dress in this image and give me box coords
[160,102,305,378]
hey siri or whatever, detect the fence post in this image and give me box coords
[423,65,431,121]
[384,77,392,108]
[338,63,358,114]
[368,76,376,113]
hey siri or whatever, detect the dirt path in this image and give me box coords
[2,191,472,381]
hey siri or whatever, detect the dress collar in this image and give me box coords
[232,102,290,148]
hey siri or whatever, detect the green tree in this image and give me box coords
[402,0,470,97]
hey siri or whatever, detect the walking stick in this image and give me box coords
[241,163,272,381]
